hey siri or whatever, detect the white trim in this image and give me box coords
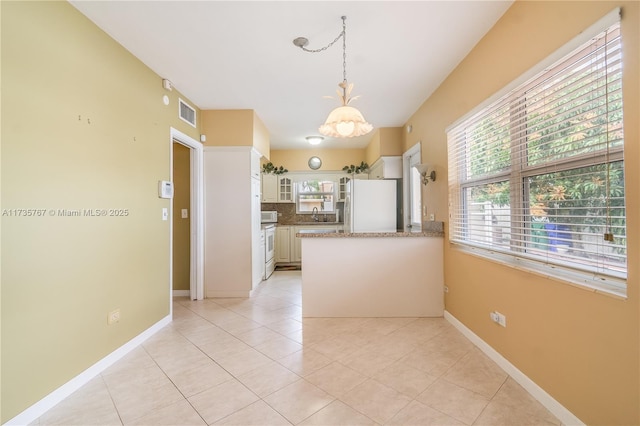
[403,142,421,232]
[172,290,190,297]
[444,311,585,426]
[452,244,626,299]
[4,315,172,426]
[171,128,204,301]
[446,7,621,133]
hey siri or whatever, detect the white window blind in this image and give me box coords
[447,21,626,293]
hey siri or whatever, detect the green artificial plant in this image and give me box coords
[262,162,288,175]
[342,161,369,174]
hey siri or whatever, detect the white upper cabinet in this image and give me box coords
[369,156,402,179]
[278,176,293,203]
[261,174,277,202]
[338,176,350,202]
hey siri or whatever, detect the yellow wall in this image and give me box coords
[404,1,639,424]
[253,111,270,159]
[1,1,201,421]
[365,130,381,166]
[201,109,270,158]
[172,143,191,291]
[365,127,403,166]
[270,148,367,172]
[201,109,253,147]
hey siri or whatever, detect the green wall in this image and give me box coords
[1,1,200,421]
[172,143,191,291]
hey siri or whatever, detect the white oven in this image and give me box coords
[261,211,277,279]
[263,224,275,279]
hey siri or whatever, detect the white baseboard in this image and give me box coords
[172,289,190,297]
[5,315,172,426]
[444,311,584,426]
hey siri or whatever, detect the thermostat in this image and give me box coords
[158,180,174,199]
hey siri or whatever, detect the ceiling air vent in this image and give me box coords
[179,98,196,127]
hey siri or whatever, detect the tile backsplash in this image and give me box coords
[261,203,341,225]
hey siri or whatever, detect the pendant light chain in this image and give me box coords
[297,16,346,55]
[342,16,347,84]
[293,16,373,138]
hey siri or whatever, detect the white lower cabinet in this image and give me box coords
[292,227,302,262]
[275,225,340,263]
[275,226,291,263]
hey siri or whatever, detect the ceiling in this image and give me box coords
[70,1,512,150]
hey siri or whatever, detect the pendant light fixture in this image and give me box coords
[293,16,373,138]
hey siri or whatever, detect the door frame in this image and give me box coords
[170,127,204,301]
[403,142,422,232]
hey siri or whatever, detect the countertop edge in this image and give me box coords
[297,231,444,238]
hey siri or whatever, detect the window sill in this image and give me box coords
[451,243,627,300]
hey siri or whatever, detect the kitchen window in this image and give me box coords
[296,180,336,214]
[447,17,626,295]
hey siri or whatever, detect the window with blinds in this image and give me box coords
[447,21,626,294]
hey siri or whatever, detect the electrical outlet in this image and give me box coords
[429,213,435,221]
[108,309,121,325]
[490,311,507,327]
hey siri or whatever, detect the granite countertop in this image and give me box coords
[296,221,445,238]
[278,222,344,226]
[297,230,444,238]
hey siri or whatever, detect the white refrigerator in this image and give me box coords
[344,179,397,233]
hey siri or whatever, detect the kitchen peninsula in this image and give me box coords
[299,224,445,318]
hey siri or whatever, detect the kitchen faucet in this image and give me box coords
[312,207,319,222]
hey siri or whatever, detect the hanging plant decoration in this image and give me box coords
[342,161,369,174]
[262,162,288,175]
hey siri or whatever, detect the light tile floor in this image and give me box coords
[35,271,561,425]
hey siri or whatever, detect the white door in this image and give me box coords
[403,143,422,232]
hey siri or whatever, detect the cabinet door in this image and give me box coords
[291,227,302,262]
[369,156,402,179]
[338,176,351,201]
[275,226,291,262]
[278,176,293,202]
[261,174,277,202]
[369,161,383,179]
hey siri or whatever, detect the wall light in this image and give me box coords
[306,136,324,145]
[414,164,436,185]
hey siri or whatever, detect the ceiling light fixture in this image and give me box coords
[293,16,373,139]
[306,136,324,145]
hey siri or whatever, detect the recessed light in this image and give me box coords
[306,136,324,145]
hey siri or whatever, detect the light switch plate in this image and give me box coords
[181,209,188,219]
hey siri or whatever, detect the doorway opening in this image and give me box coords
[170,128,204,304]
